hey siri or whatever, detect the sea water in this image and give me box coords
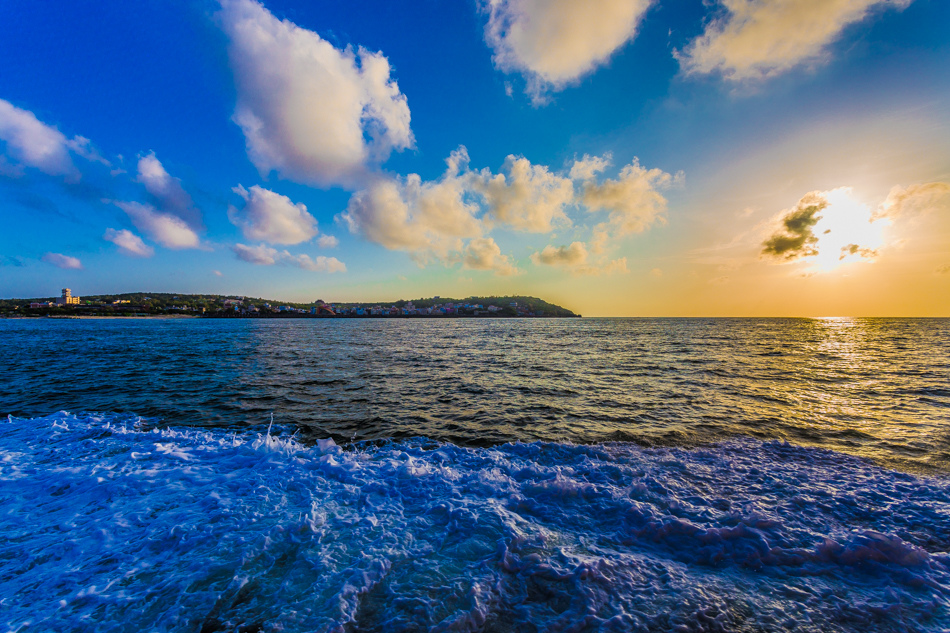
[0,318,948,631]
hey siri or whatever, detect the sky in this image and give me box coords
[1,0,948,316]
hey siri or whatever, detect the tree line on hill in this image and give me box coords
[0,292,578,318]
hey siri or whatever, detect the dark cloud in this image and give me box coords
[762,192,827,259]
[839,244,877,260]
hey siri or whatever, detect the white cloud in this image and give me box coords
[233,242,279,265]
[42,252,82,269]
[341,147,579,261]
[483,0,654,100]
[582,158,673,252]
[0,99,79,180]
[677,0,913,81]
[342,148,674,268]
[217,0,413,187]
[874,182,950,220]
[213,270,224,277]
[531,241,589,266]
[103,228,154,257]
[114,201,202,250]
[531,240,628,276]
[462,237,520,276]
[228,184,318,245]
[569,153,612,181]
[470,155,574,232]
[340,149,483,261]
[291,253,346,273]
[232,243,346,272]
[66,136,111,167]
[136,152,202,230]
[317,234,339,248]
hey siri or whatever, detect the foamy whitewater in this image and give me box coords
[3,412,948,632]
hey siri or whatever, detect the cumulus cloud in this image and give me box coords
[874,181,950,220]
[471,155,574,232]
[677,0,913,81]
[228,184,319,245]
[292,253,346,273]
[0,98,79,180]
[531,240,628,275]
[103,228,154,257]
[581,158,674,253]
[217,0,413,187]
[340,149,483,261]
[462,237,520,276]
[761,191,826,259]
[531,241,589,266]
[136,152,202,230]
[42,252,82,269]
[233,242,278,265]
[317,234,339,248]
[342,148,674,271]
[114,201,202,250]
[483,0,653,100]
[569,153,612,181]
[232,243,346,272]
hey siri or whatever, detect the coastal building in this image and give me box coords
[57,288,80,305]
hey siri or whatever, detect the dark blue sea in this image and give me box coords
[1,317,948,632]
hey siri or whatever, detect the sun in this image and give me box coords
[810,187,887,272]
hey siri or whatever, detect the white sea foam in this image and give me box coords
[1,412,948,632]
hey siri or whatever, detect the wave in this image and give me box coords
[2,412,948,632]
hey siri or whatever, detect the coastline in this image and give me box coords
[0,314,202,320]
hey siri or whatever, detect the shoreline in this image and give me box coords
[0,314,202,320]
[1,313,580,320]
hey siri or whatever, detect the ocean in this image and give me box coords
[1,317,948,632]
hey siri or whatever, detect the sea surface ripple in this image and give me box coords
[1,318,949,631]
[1,317,947,473]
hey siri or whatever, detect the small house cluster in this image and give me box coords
[9,289,569,318]
[223,298,541,317]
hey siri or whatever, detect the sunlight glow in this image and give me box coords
[811,187,887,272]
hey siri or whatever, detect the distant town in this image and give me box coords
[0,289,580,318]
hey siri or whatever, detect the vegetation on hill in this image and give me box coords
[374,296,578,317]
[0,292,579,318]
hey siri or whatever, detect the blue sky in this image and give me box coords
[1,0,948,315]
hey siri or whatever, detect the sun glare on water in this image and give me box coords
[811,187,887,272]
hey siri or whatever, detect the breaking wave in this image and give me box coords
[2,412,948,632]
